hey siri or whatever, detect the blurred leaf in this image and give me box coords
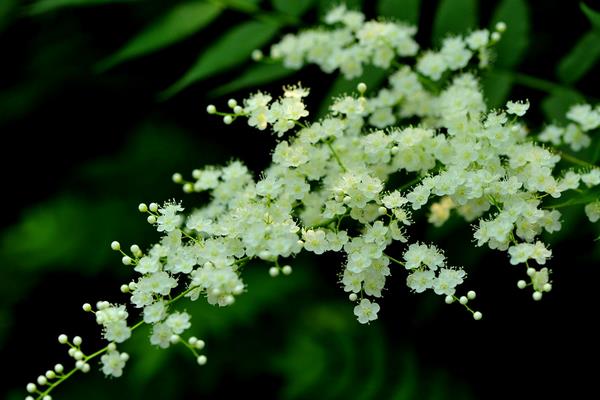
[556,31,600,84]
[210,62,296,96]
[161,20,282,99]
[581,2,600,31]
[377,0,421,24]
[0,0,17,30]
[272,0,315,17]
[317,65,388,118]
[432,0,477,45]
[541,88,585,122]
[490,0,530,68]
[482,69,513,108]
[220,0,261,13]
[97,2,223,71]
[27,0,134,15]
[318,0,364,17]
[389,353,418,400]
[0,196,131,272]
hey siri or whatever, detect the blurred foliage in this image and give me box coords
[1,0,600,399]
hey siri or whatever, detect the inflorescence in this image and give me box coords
[26,4,600,399]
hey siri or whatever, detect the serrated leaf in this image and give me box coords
[27,0,134,15]
[557,31,600,84]
[377,0,421,24]
[160,20,282,99]
[272,0,315,17]
[210,62,295,97]
[541,89,585,122]
[432,0,477,45]
[490,0,530,68]
[482,69,513,108]
[97,2,222,71]
[581,2,600,31]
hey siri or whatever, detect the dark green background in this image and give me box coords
[1,0,599,399]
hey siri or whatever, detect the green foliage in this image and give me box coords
[481,0,530,107]
[557,31,600,84]
[481,69,513,108]
[274,305,472,399]
[27,0,134,15]
[376,0,421,24]
[317,0,363,16]
[431,0,478,45]
[272,0,316,17]
[542,88,585,122]
[491,0,530,68]
[97,2,223,71]
[581,2,600,31]
[161,19,282,98]
[210,63,295,97]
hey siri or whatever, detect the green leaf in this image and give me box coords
[482,68,513,108]
[581,2,600,31]
[377,0,421,24]
[490,0,530,68]
[557,31,600,84]
[97,2,222,71]
[318,0,363,17]
[431,0,477,45]
[210,63,296,97]
[272,0,315,17]
[160,20,282,99]
[541,88,585,122]
[27,0,134,15]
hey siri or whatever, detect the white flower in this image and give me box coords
[353,299,380,324]
[143,300,167,324]
[156,202,184,233]
[101,350,128,378]
[532,268,550,292]
[166,311,191,335]
[416,51,447,81]
[584,201,600,223]
[432,268,466,296]
[566,104,600,131]
[150,322,173,349]
[506,100,530,116]
[406,270,435,293]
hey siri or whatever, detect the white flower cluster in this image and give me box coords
[271,4,419,78]
[28,5,600,399]
[538,103,600,151]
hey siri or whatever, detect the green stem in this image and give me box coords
[498,69,599,102]
[36,286,201,400]
[385,253,405,267]
[326,141,347,172]
[556,150,597,169]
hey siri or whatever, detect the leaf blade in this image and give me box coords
[557,30,600,84]
[432,0,478,45]
[160,19,282,99]
[490,0,530,68]
[272,0,315,17]
[377,0,421,24]
[210,62,296,97]
[27,0,134,15]
[97,2,223,71]
[581,2,600,31]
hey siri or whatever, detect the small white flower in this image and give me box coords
[353,299,380,324]
[506,100,530,116]
[101,350,127,378]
